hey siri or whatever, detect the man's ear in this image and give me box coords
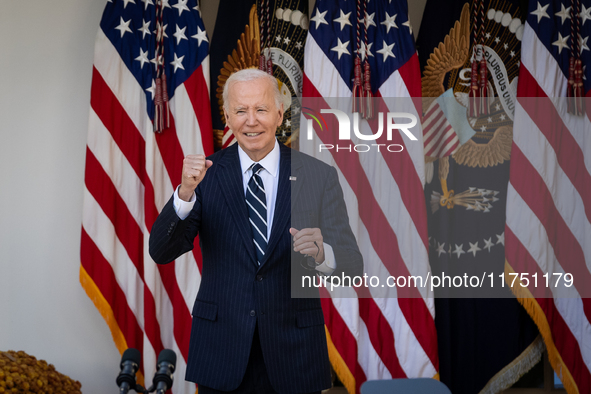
[277,103,284,126]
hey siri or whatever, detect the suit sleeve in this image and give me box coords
[149,187,202,265]
[320,166,364,278]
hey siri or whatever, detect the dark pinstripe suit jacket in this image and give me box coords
[149,142,363,393]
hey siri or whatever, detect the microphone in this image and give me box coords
[153,349,176,394]
[116,348,141,394]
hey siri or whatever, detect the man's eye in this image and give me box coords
[257,109,267,113]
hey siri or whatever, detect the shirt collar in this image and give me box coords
[238,139,280,178]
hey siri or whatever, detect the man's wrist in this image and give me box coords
[173,185,196,220]
[178,185,195,202]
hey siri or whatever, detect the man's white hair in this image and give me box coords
[222,68,282,111]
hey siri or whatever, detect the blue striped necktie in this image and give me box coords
[246,163,267,265]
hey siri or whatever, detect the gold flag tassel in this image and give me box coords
[469,58,480,118]
[478,56,489,116]
[477,0,489,116]
[361,0,373,119]
[567,0,585,116]
[352,0,364,114]
[363,60,373,119]
[154,73,171,132]
[469,0,489,117]
[153,0,171,133]
[258,0,268,73]
[257,0,273,76]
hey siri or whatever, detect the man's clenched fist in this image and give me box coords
[179,154,213,201]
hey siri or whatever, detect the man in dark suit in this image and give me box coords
[149,68,363,394]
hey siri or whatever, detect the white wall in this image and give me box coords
[0,0,120,392]
[0,0,425,392]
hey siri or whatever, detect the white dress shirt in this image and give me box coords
[172,140,336,275]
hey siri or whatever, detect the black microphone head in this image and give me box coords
[157,349,176,367]
[121,348,141,368]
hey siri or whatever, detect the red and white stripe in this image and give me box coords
[422,100,460,158]
[222,126,236,149]
[303,31,438,393]
[506,21,591,393]
[81,27,213,394]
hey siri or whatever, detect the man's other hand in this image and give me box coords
[180,155,212,201]
[290,227,325,263]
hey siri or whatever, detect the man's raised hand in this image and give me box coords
[179,155,212,201]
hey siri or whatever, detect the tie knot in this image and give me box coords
[251,163,264,175]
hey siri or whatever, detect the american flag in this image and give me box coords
[80,0,213,393]
[506,0,591,392]
[422,99,460,158]
[302,0,438,392]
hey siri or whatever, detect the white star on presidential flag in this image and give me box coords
[138,19,151,39]
[531,2,550,23]
[115,17,133,38]
[555,3,571,25]
[170,53,185,72]
[173,0,190,16]
[161,0,172,9]
[381,12,398,33]
[452,244,465,258]
[581,4,591,25]
[135,48,150,69]
[331,38,350,59]
[311,9,329,29]
[334,10,352,31]
[483,238,494,252]
[173,24,188,44]
[141,0,153,10]
[122,0,136,9]
[496,232,505,246]
[553,32,570,54]
[284,36,291,45]
[467,242,481,257]
[377,40,395,61]
[192,26,208,46]
[295,41,303,50]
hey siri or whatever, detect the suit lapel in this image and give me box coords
[216,145,258,266]
[259,144,301,268]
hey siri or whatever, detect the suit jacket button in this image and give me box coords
[250,310,256,317]
[256,275,263,282]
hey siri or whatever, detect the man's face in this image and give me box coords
[224,78,284,162]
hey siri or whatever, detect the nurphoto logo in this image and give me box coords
[302,105,419,153]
